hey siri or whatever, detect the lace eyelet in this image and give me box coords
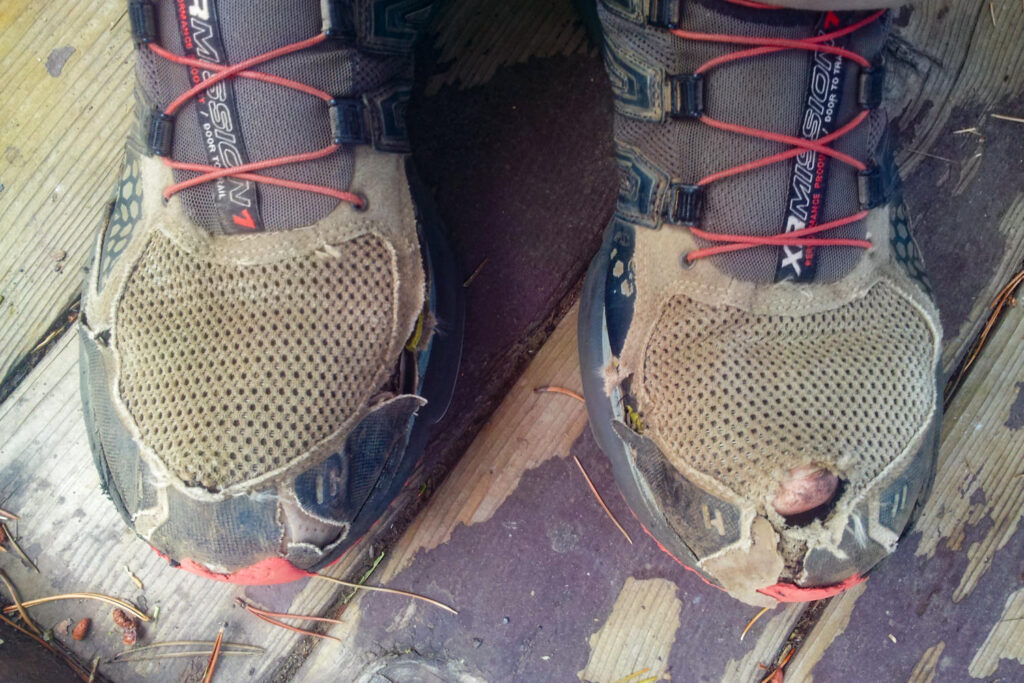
[680,252,696,269]
[353,193,369,212]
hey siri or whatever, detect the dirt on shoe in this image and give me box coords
[579,0,941,606]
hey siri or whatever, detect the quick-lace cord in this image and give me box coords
[146,33,364,208]
[669,9,885,263]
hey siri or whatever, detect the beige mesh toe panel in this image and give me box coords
[642,282,935,504]
[115,232,395,490]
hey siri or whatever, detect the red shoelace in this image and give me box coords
[669,8,885,264]
[147,32,364,208]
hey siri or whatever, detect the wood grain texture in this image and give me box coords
[0,0,132,387]
[295,306,588,680]
[969,588,1024,678]
[0,329,384,681]
[889,0,1024,372]
[578,577,682,683]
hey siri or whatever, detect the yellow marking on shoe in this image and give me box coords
[625,404,644,434]
[405,312,425,352]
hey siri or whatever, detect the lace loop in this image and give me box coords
[667,9,885,263]
[146,33,363,208]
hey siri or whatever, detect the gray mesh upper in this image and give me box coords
[115,231,396,490]
[603,3,890,282]
[642,282,934,506]
[138,0,408,233]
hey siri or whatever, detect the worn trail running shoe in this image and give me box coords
[80,0,462,584]
[579,0,942,606]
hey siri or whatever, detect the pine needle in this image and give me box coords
[311,573,458,615]
[945,266,1024,406]
[992,113,1024,124]
[534,385,584,402]
[235,598,344,625]
[0,505,19,520]
[613,668,652,683]
[109,640,263,663]
[0,569,42,637]
[0,611,91,681]
[200,626,224,683]
[462,257,489,288]
[3,592,149,622]
[246,609,342,642]
[760,646,796,683]
[111,649,261,663]
[741,606,770,641]
[343,551,385,605]
[2,523,39,572]
[573,455,633,544]
[124,565,144,590]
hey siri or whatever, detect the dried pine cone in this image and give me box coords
[111,608,134,630]
[72,618,90,641]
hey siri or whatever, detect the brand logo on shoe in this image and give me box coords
[175,0,266,233]
[775,13,851,283]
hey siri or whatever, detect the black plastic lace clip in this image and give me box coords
[329,98,369,145]
[857,164,885,209]
[666,183,704,225]
[668,73,705,119]
[648,0,683,28]
[146,110,175,157]
[858,63,885,110]
[128,0,158,46]
[322,0,357,40]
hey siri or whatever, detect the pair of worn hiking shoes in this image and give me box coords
[79,0,941,606]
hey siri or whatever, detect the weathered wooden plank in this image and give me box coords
[0,0,133,388]
[890,0,1024,374]
[4,0,1022,680]
[0,330,309,681]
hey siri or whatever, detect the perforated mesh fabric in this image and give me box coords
[602,3,890,282]
[139,0,409,233]
[115,232,395,490]
[641,283,934,505]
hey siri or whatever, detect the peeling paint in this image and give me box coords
[579,577,681,683]
[783,580,868,681]
[908,641,945,682]
[45,46,75,77]
[969,588,1024,678]
[720,604,803,683]
[1005,381,1024,430]
[914,308,1024,602]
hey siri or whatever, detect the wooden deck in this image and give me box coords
[1,0,1023,681]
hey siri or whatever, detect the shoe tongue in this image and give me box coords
[139,1,405,234]
[612,2,890,283]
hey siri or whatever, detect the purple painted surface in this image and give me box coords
[353,430,774,682]
[810,522,1024,680]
